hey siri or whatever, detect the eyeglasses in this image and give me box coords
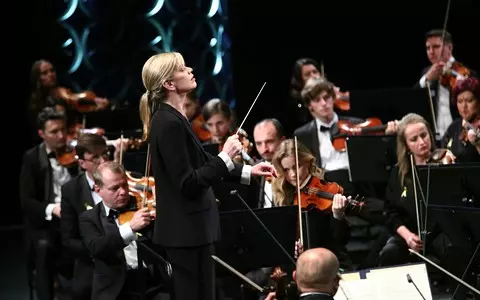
[82,152,109,163]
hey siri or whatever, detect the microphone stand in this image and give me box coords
[406,273,427,300]
[408,249,480,295]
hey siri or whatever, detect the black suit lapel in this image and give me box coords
[309,121,322,167]
[80,173,96,208]
[39,143,53,204]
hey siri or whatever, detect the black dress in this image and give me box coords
[441,118,480,163]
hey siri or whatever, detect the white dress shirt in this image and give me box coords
[102,203,139,270]
[262,180,273,208]
[45,148,72,220]
[315,114,350,171]
[419,56,456,138]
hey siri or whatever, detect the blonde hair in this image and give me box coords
[139,52,185,141]
[396,113,436,186]
[272,139,324,206]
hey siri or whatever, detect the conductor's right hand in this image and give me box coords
[222,134,243,159]
[129,208,152,232]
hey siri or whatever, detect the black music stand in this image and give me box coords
[416,163,480,211]
[345,135,397,183]
[348,87,436,136]
[215,206,334,275]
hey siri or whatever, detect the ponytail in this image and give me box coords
[139,92,152,142]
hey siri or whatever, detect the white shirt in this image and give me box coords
[218,152,252,185]
[315,114,350,171]
[262,180,273,208]
[419,56,455,139]
[102,203,139,270]
[45,147,72,220]
[85,172,103,205]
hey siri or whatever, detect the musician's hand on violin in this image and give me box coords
[445,150,456,164]
[251,161,277,178]
[426,62,445,81]
[332,194,348,220]
[385,120,399,135]
[265,292,277,300]
[404,232,423,252]
[222,134,243,159]
[294,239,303,260]
[129,207,152,232]
[53,204,61,218]
[93,97,109,110]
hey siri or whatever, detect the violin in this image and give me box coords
[332,117,388,152]
[218,128,256,164]
[427,148,456,165]
[293,176,365,212]
[334,90,350,111]
[262,267,297,300]
[440,61,470,89]
[118,171,156,225]
[191,114,212,142]
[52,86,109,113]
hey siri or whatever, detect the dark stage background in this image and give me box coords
[5,0,480,228]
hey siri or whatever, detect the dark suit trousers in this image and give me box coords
[165,244,215,300]
[72,258,93,300]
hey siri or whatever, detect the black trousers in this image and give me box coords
[165,243,215,300]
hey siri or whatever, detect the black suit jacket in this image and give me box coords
[300,293,334,300]
[61,172,96,297]
[149,103,244,247]
[19,143,78,233]
[79,201,152,300]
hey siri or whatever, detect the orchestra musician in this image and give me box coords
[138,51,276,300]
[271,139,352,269]
[60,133,125,299]
[441,77,480,162]
[78,161,155,300]
[417,29,477,139]
[19,107,78,300]
[377,113,473,297]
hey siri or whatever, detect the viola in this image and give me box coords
[332,117,388,152]
[293,176,365,212]
[118,171,156,225]
[427,148,456,165]
[440,61,471,89]
[262,266,297,300]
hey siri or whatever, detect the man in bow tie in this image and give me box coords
[79,161,154,300]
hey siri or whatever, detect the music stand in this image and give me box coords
[345,135,397,182]
[416,163,480,211]
[348,87,436,136]
[215,206,335,276]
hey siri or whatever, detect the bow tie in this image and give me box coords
[108,209,120,220]
[319,125,331,132]
[47,151,56,159]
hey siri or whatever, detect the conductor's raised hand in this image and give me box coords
[222,134,243,159]
[251,161,277,178]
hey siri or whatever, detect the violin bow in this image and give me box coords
[294,136,304,247]
[119,130,124,165]
[409,154,424,250]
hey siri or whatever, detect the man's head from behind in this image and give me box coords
[253,118,285,162]
[293,248,340,296]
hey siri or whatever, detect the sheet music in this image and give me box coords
[334,263,433,300]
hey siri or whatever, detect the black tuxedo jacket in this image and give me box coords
[300,293,334,300]
[149,103,244,247]
[61,172,96,297]
[79,201,153,300]
[19,142,78,233]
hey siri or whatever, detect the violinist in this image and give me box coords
[19,107,78,300]
[441,77,480,162]
[28,59,110,142]
[417,30,477,139]
[138,52,276,300]
[294,77,398,196]
[271,139,351,269]
[60,133,124,299]
[78,161,155,300]
[378,113,473,297]
[253,118,286,208]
